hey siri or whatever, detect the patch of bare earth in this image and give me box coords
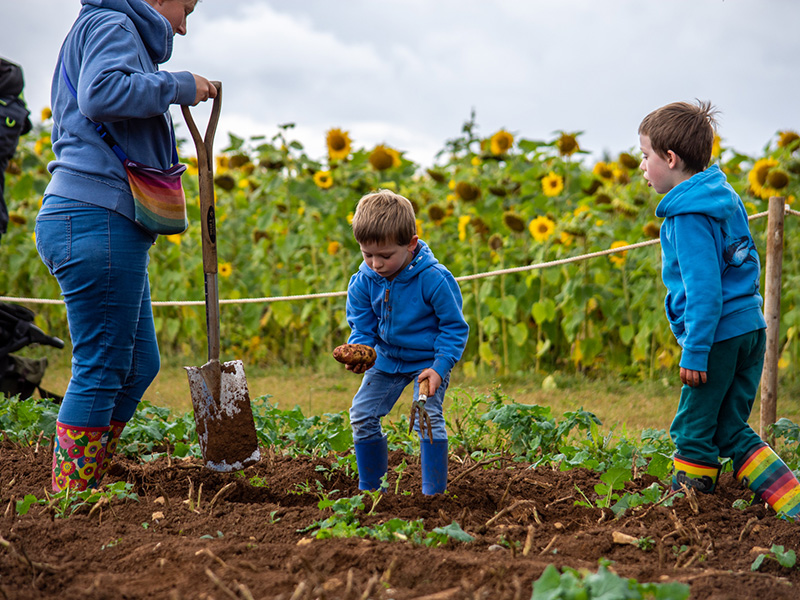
[1,439,798,599]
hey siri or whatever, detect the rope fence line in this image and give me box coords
[0,208,780,308]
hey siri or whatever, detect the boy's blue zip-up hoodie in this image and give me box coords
[346,240,469,379]
[46,0,196,224]
[656,164,766,372]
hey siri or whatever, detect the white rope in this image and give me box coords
[0,209,776,307]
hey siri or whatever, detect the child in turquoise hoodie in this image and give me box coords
[342,190,469,495]
[639,100,800,518]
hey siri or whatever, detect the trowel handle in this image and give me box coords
[419,378,430,399]
[182,82,222,362]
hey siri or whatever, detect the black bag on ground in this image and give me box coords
[0,302,64,401]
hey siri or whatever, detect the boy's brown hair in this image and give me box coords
[638,100,719,174]
[351,190,416,246]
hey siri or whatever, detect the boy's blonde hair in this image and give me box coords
[351,190,416,246]
[638,100,719,174]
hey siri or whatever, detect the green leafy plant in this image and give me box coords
[531,561,690,600]
[17,482,139,519]
[302,493,473,547]
[636,536,655,551]
[751,545,797,571]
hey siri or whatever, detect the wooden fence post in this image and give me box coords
[759,196,785,441]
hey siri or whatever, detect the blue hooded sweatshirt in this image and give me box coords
[346,240,469,379]
[46,0,196,223]
[655,164,766,371]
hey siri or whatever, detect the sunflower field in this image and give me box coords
[3,111,800,382]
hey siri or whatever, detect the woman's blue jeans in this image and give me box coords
[35,196,160,428]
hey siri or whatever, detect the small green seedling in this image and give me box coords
[732,499,750,511]
[636,536,655,551]
[752,545,797,571]
[394,458,408,494]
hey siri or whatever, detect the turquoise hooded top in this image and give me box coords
[655,163,766,371]
[46,0,196,223]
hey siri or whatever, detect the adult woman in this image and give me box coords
[37,0,216,491]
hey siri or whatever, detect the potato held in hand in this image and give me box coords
[333,344,376,366]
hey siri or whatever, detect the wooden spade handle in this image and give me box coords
[181,82,222,275]
[181,82,222,362]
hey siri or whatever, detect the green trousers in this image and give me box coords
[670,329,766,467]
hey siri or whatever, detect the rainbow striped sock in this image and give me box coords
[672,454,720,494]
[736,443,800,519]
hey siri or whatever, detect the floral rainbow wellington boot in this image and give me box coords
[96,420,126,483]
[52,422,107,492]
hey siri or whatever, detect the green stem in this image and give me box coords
[471,242,484,372]
[535,273,545,374]
[500,253,509,376]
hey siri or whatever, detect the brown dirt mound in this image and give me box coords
[1,438,799,599]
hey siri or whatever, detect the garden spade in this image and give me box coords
[182,83,260,472]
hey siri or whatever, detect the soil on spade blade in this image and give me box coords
[1,438,799,600]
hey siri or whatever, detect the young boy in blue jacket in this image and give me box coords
[639,100,800,518]
[342,190,469,495]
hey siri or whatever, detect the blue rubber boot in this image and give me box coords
[354,436,388,491]
[420,439,448,495]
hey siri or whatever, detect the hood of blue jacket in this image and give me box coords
[655,164,738,221]
[82,0,174,64]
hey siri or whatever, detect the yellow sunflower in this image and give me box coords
[528,216,555,242]
[618,152,639,170]
[592,161,614,180]
[573,205,590,217]
[541,172,564,197]
[556,132,580,157]
[642,222,660,239]
[711,134,721,159]
[34,135,50,156]
[748,157,779,200]
[219,262,233,278]
[326,128,352,161]
[458,215,471,242]
[503,211,526,232]
[313,170,334,189]
[165,234,182,245]
[489,130,514,155]
[368,144,401,170]
[767,169,790,190]
[609,240,629,267]
[327,241,341,256]
[41,107,52,121]
[428,204,446,222]
[455,181,481,201]
[778,130,800,150]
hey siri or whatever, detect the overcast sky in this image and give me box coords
[3,0,798,166]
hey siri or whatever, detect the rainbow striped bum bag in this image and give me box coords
[61,65,188,235]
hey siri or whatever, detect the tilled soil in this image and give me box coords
[1,438,799,600]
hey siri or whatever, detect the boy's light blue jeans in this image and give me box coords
[349,369,449,442]
[35,195,160,428]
